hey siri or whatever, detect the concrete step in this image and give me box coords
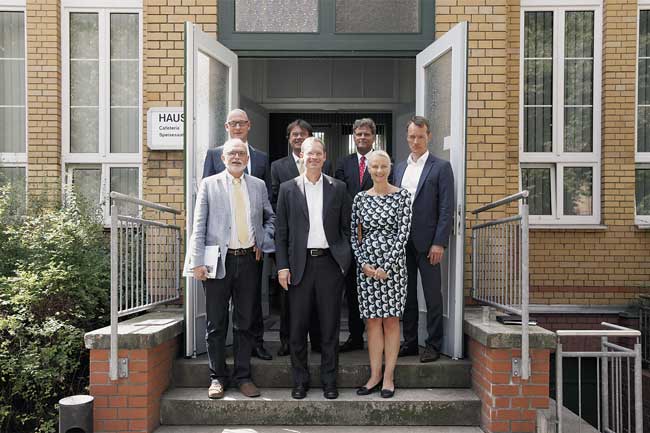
[160,387,481,426]
[155,426,484,433]
[173,343,471,389]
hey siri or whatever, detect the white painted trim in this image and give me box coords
[0,1,25,7]
[519,6,603,226]
[640,0,650,6]
[62,0,141,9]
[521,0,601,7]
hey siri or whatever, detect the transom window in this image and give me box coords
[62,2,142,222]
[0,5,27,204]
[636,7,650,226]
[520,5,602,225]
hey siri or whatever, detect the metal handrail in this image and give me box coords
[471,190,530,379]
[109,192,181,380]
[556,322,643,433]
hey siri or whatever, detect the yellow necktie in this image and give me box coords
[298,158,305,175]
[232,178,248,246]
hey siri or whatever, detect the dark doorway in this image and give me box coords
[268,112,393,169]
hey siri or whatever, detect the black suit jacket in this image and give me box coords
[202,144,272,199]
[270,154,332,210]
[275,174,352,286]
[393,153,455,253]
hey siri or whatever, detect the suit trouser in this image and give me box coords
[343,262,365,340]
[280,289,322,348]
[203,251,259,385]
[289,254,344,388]
[252,257,265,348]
[402,240,443,352]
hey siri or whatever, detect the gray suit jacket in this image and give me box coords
[190,171,276,280]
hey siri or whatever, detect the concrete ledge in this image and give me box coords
[84,309,184,350]
[463,307,556,349]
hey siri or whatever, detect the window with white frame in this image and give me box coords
[0,4,27,203]
[520,5,602,225]
[62,3,142,221]
[637,7,650,225]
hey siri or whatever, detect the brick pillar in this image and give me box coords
[89,338,178,433]
[25,0,61,200]
[469,339,551,433]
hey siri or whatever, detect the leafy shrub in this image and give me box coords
[0,188,110,433]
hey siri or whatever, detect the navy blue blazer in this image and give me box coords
[202,144,272,199]
[335,153,394,197]
[394,153,455,253]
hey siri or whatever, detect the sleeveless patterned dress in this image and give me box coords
[350,189,412,318]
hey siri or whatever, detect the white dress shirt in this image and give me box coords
[225,171,255,249]
[303,174,329,249]
[293,152,303,173]
[401,150,429,201]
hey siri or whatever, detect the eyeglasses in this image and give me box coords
[225,150,247,158]
[227,120,249,128]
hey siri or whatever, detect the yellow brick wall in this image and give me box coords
[438,0,650,305]
[26,0,61,200]
[142,0,217,225]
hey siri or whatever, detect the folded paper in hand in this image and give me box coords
[183,246,220,279]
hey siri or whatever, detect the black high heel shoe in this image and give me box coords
[380,387,395,398]
[356,381,382,396]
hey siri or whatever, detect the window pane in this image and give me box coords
[110,167,139,216]
[521,167,552,215]
[636,169,650,216]
[70,60,99,106]
[638,106,650,153]
[0,11,25,58]
[0,107,25,153]
[0,166,26,210]
[110,14,138,59]
[70,107,99,153]
[0,60,24,106]
[70,166,101,210]
[70,13,98,59]
[563,167,593,216]
[564,107,593,152]
[110,108,139,153]
[424,49,452,161]
[639,12,650,153]
[110,61,138,106]
[523,12,553,153]
[335,0,419,34]
[235,0,319,33]
[565,11,594,58]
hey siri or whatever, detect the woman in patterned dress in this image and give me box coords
[351,150,412,398]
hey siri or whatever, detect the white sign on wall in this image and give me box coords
[147,107,184,150]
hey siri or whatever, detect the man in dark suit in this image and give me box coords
[202,108,273,361]
[270,119,331,357]
[393,116,454,363]
[334,118,377,352]
[275,137,352,400]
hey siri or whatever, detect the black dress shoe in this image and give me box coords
[323,387,339,399]
[252,345,273,360]
[277,342,290,357]
[339,337,364,353]
[291,385,308,399]
[398,344,419,357]
[356,381,382,396]
[380,388,395,398]
[420,347,440,363]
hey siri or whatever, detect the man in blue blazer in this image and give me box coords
[393,116,454,363]
[202,108,273,361]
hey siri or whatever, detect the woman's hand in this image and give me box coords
[362,263,376,278]
[374,267,388,281]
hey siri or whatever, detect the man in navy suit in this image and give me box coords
[202,108,273,361]
[393,116,454,363]
[334,118,378,352]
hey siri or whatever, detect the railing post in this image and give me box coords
[110,203,119,381]
[556,340,563,433]
[601,336,610,431]
[520,196,530,380]
[634,340,643,433]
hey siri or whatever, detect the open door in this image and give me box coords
[415,21,467,359]
[184,22,238,357]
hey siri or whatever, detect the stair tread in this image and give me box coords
[154,426,484,433]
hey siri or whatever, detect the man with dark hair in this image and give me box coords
[393,116,454,363]
[270,119,331,356]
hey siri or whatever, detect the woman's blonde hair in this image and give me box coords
[368,149,392,165]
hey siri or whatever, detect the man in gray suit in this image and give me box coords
[393,116,454,363]
[191,138,275,399]
[275,137,351,400]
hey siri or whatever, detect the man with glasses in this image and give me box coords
[202,108,274,361]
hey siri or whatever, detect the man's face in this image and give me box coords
[225,112,250,142]
[303,141,326,172]
[221,141,249,175]
[407,123,431,157]
[354,126,375,155]
[288,126,309,154]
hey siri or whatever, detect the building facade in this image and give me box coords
[0,0,648,313]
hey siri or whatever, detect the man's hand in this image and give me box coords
[193,265,208,281]
[428,245,445,265]
[362,264,376,278]
[253,245,262,261]
[278,269,291,290]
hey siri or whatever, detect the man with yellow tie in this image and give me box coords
[191,138,275,399]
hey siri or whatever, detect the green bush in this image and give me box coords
[0,188,110,433]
